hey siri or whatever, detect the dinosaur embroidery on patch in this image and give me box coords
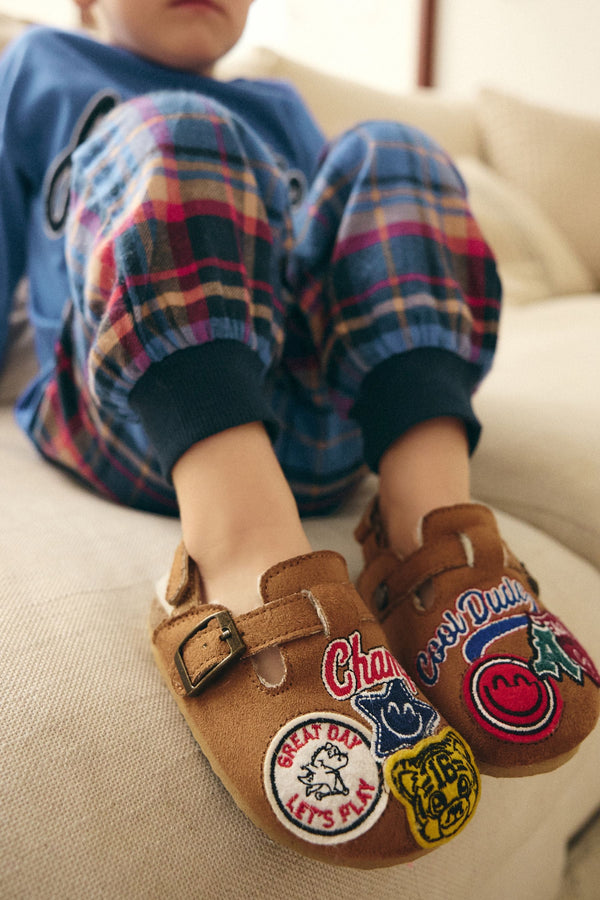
[264,713,388,845]
[528,611,600,685]
[297,742,350,800]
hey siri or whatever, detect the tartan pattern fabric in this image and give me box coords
[288,119,499,404]
[27,91,501,515]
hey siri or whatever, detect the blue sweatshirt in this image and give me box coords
[0,26,325,409]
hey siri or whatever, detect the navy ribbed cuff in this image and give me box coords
[351,348,482,472]
[129,341,278,478]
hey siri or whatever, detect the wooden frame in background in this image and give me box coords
[418,0,437,87]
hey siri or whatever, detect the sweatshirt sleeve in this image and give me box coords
[0,34,30,371]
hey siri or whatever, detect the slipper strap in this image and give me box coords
[169,590,324,696]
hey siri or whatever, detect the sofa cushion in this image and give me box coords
[471,295,600,570]
[218,46,481,156]
[0,12,29,53]
[1,414,599,899]
[0,281,38,407]
[478,89,600,286]
[457,156,595,305]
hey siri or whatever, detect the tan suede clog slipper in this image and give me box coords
[355,501,600,777]
[150,547,481,868]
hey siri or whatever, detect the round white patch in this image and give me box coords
[264,712,388,845]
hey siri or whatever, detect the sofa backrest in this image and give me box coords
[0,12,31,52]
[217,46,481,158]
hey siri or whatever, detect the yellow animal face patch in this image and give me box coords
[384,727,480,848]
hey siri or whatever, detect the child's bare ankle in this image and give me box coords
[378,417,472,557]
[172,423,312,613]
[187,522,312,614]
[183,521,311,686]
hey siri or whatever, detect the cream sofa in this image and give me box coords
[1,20,599,900]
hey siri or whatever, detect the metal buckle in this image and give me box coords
[174,610,245,697]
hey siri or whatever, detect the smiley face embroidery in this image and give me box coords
[464,655,563,743]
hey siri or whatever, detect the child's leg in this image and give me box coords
[172,422,311,611]
[378,417,471,556]
[29,91,316,609]
[64,94,318,592]
[282,120,599,775]
[173,422,311,682]
[29,91,296,525]
[279,120,497,520]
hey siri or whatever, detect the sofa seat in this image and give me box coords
[1,404,600,900]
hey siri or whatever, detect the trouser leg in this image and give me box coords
[273,120,501,512]
[27,105,500,518]
[27,91,292,512]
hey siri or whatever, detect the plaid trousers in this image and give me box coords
[28,91,501,516]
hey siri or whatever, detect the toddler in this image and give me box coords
[1,0,598,868]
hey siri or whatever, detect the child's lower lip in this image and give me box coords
[170,0,221,10]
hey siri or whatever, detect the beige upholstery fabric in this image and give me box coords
[456,156,595,305]
[0,12,31,53]
[478,89,600,285]
[217,46,480,156]
[1,411,599,899]
[472,296,600,570]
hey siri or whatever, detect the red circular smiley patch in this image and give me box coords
[464,655,562,743]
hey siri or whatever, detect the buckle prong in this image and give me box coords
[175,610,245,696]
